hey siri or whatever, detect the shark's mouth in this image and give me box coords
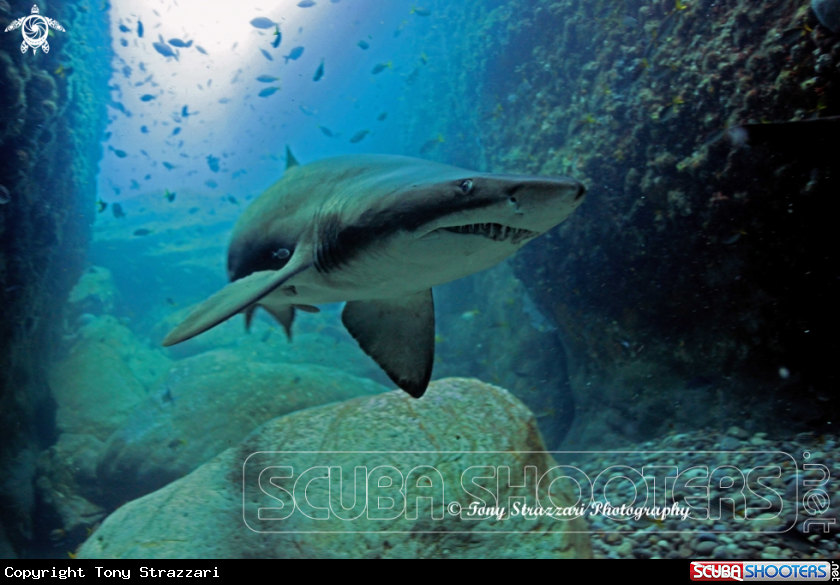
[443,222,537,244]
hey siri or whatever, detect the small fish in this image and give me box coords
[228,195,239,205]
[250,17,276,29]
[461,310,480,320]
[182,105,197,117]
[357,40,369,50]
[163,162,176,170]
[140,94,156,102]
[137,20,143,37]
[119,38,128,47]
[133,228,152,237]
[112,203,126,219]
[410,5,431,16]
[256,74,280,82]
[371,61,392,74]
[54,64,74,77]
[207,155,220,172]
[205,180,218,188]
[0,185,9,205]
[318,125,335,137]
[152,42,177,59]
[258,86,281,97]
[196,46,208,55]
[188,206,200,214]
[299,105,316,116]
[419,52,428,65]
[313,59,324,82]
[168,38,193,48]
[377,111,388,121]
[172,127,181,136]
[49,528,66,542]
[349,129,369,143]
[140,125,148,133]
[218,98,231,104]
[272,26,282,49]
[298,0,316,6]
[109,146,128,158]
[419,133,444,154]
[95,199,107,212]
[164,189,176,202]
[119,24,130,33]
[284,46,304,64]
[260,48,273,61]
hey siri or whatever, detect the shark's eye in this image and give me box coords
[460,179,474,194]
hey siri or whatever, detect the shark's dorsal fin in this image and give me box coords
[285,145,299,170]
[162,258,311,347]
[341,290,435,398]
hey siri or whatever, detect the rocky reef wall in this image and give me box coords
[405,0,839,447]
[0,0,111,556]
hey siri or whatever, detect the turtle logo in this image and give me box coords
[4,5,65,54]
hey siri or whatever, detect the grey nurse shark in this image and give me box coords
[163,150,586,398]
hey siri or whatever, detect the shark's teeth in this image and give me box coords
[443,223,537,244]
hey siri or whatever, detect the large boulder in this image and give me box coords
[96,349,388,506]
[49,341,147,441]
[80,378,592,559]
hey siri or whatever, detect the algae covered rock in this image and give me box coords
[813,0,840,33]
[49,315,172,440]
[35,434,107,542]
[67,266,118,319]
[80,379,592,559]
[96,349,388,505]
[49,341,147,441]
[72,315,172,390]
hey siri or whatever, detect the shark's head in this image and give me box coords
[409,171,587,245]
[313,163,587,288]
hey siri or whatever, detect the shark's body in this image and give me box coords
[163,153,586,397]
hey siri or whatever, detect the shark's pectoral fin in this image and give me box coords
[341,290,435,398]
[162,262,310,347]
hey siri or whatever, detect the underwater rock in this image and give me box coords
[96,350,388,505]
[67,266,118,319]
[813,0,840,33]
[80,378,592,559]
[35,434,107,543]
[49,340,147,441]
[71,315,172,390]
[433,262,573,448]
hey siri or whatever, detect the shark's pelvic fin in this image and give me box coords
[162,261,311,347]
[261,303,295,341]
[285,145,299,170]
[244,306,257,332]
[341,290,435,398]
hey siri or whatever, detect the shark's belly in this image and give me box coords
[283,231,522,305]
